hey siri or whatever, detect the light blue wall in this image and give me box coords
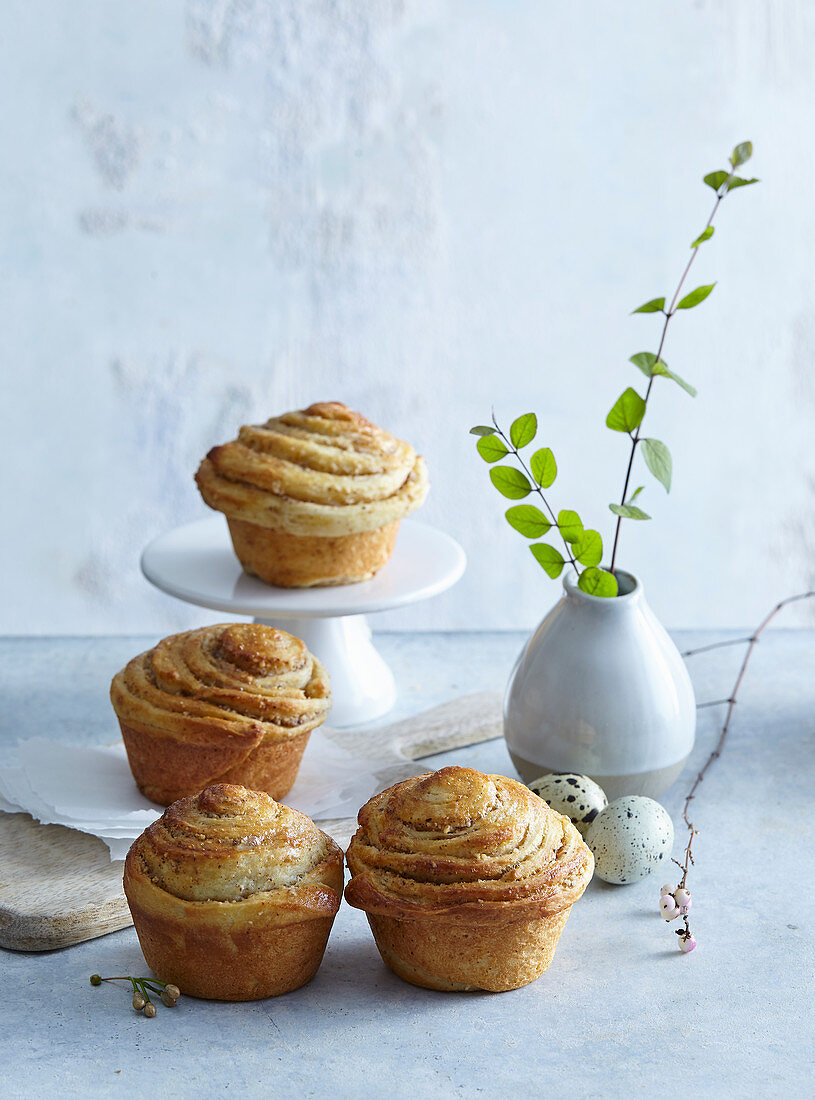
[4,0,814,633]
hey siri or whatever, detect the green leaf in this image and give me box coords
[530,447,557,488]
[530,543,565,579]
[470,425,497,436]
[510,413,537,449]
[572,529,603,567]
[653,363,697,397]
[505,505,551,539]
[629,351,660,375]
[730,141,753,168]
[676,283,715,310]
[490,466,531,499]
[704,169,729,191]
[691,226,714,248]
[641,438,672,492]
[557,509,583,543]
[632,297,665,314]
[629,352,696,396]
[705,164,758,193]
[606,387,646,433]
[609,502,651,520]
[477,434,508,463]
[578,567,618,598]
[629,485,645,502]
[725,175,759,191]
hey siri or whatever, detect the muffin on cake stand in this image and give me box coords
[141,515,465,727]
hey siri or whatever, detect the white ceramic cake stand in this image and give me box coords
[141,516,466,727]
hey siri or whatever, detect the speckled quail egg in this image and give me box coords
[527,773,608,836]
[585,796,674,884]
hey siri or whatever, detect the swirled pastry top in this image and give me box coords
[345,767,594,924]
[195,401,429,536]
[110,624,331,745]
[126,785,342,911]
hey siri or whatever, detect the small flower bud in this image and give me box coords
[90,974,102,986]
[161,990,178,1007]
[660,884,675,897]
[143,1002,157,1018]
[132,992,146,1011]
[164,984,180,1000]
[659,895,679,920]
[678,932,697,954]
[674,888,691,909]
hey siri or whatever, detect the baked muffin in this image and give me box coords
[110,623,330,805]
[345,766,594,992]
[194,401,429,587]
[123,784,344,1000]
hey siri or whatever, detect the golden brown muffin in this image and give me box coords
[124,785,343,1000]
[345,766,594,992]
[110,623,330,805]
[194,401,429,587]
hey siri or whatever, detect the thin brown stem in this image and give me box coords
[609,191,725,574]
[676,590,814,891]
[682,635,756,658]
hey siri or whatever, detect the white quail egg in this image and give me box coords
[527,773,608,836]
[586,796,674,884]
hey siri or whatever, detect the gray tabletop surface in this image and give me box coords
[0,630,812,1100]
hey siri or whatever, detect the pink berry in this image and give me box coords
[674,888,691,908]
[660,895,679,920]
[679,933,697,953]
[660,883,675,896]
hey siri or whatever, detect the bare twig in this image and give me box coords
[669,589,814,946]
[682,635,756,658]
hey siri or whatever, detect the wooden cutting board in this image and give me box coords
[0,692,503,952]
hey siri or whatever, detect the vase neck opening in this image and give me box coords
[614,571,637,597]
[563,568,642,605]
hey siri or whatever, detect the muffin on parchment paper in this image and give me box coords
[110,623,330,805]
[345,766,594,992]
[123,785,343,1000]
[195,401,429,587]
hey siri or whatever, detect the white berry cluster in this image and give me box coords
[659,883,696,953]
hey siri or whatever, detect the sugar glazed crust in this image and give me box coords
[123,785,344,1000]
[110,624,330,805]
[345,766,594,992]
[194,402,429,586]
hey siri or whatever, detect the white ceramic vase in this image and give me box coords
[504,569,695,801]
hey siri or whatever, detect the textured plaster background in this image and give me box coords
[2,0,814,634]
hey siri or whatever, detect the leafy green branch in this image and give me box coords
[470,413,618,597]
[607,141,758,572]
[471,142,757,599]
